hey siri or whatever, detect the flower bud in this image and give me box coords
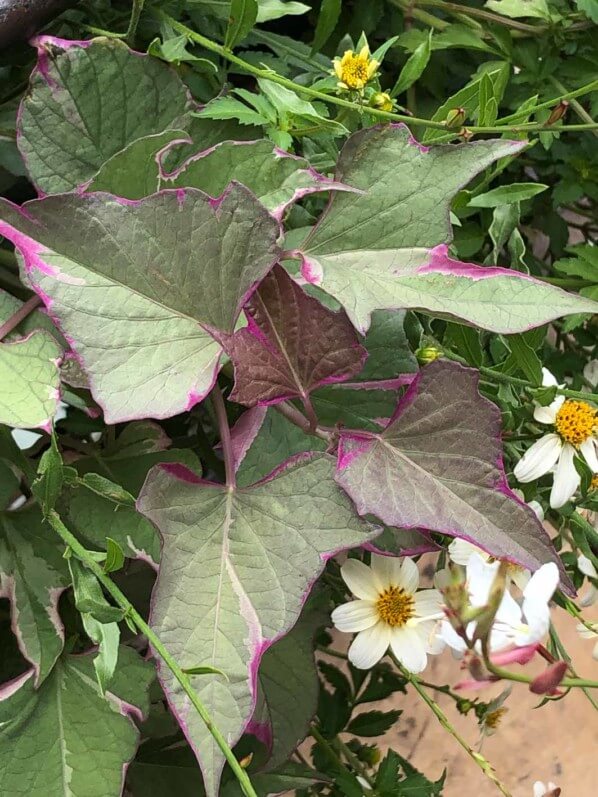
[239,753,253,769]
[444,107,466,129]
[529,660,567,694]
[416,346,442,365]
[544,101,569,126]
[371,92,394,112]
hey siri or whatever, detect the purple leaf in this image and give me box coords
[335,359,571,589]
[227,265,367,407]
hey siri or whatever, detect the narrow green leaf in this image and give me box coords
[507,334,543,385]
[446,323,483,367]
[225,0,259,49]
[183,664,229,680]
[391,29,433,96]
[312,0,342,52]
[103,537,125,573]
[470,182,548,207]
[477,72,493,125]
[79,473,136,507]
[31,434,63,515]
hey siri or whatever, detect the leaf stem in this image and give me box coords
[153,10,598,134]
[210,382,236,488]
[334,736,376,788]
[273,401,333,442]
[126,0,145,45]
[45,510,259,797]
[391,655,513,797]
[0,295,41,341]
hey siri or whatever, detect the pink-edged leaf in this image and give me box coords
[0,186,280,422]
[18,36,191,194]
[0,646,153,796]
[0,506,69,685]
[299,125,598,333]
[136,454,374,797]
[227,265,367,407]
[335,360,571,589]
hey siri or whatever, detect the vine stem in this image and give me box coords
[211,382,236,488]
[391,655,513,797]
[126,0,145,45]
[45,510,259,797]
[154,10,598,134]
[0,295,41,341]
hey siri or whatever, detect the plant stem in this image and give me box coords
[497,80,598,125]
[549,76,598,139]
[126,0,145,45]
[46,510,259,797]
[154,11,598,134]
[210,383,236,488]
[0,295,41,341]
[273,401,333,442]
[335,736,376,788]
[195,417,226,481]
[392,656,513,797]
[399,0,553,34]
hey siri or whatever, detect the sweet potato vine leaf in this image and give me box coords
[335,360,571,588]
[18,36,191,194]
[0,186,280,423]
[0,506,69,685]
[299,125,598,333]
[0,646,153,797]
[227,265,367,406]
[136,454,374,797]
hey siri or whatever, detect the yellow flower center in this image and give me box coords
[485,707,508,730]
[376,586,414,627]
[554,400,597,446]
[341,54,370,88]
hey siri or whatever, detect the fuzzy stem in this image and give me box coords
[0,295,41,341]
[46,510,259,797]
[126,0,145,45]
[211,383,236,488]
[153,11,598,134]
[392,656,513,797]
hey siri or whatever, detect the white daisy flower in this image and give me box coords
[533,780,560,797]
[514,368,598,508]
[331,554,444,672]
[578,553,598,608]
[440,553,558,654]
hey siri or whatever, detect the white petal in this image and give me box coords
[466,553,500,607]
[396,556,419,594]
[523,563,559,606]
[533,401,560,425]
[580,584,598,608]
[370,553,401,590]
[439,620,467,653]
[527,500,545,521]
[331,600,378,633]
[550,443,580,508]
[580,438,598,472]
[541,368,558,387]
[390,627,428,673]
[514,434,562,483]
[340,558,378,600]
[448,538,484,566]
[533,782,547,797]
[494,588,523,628]
[414,589,443,618]
[512,568,531,591]
[347,623,390,669]
[577,554,598,579]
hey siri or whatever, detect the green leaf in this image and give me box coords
[223,762,330,797]
[0,647,153,796]
[336,360,569,583]
[18,38,190,193]
[356,310,419,384]
[198,95,271,127]
[79,472,136,507]
[489,202,520,265]
[253,594,327,769]
[183,664,229,679]
[486,0,552,19]
[137,454,373,797]
[104,537,125,573]
[312,0,342,52]
[299,126,597,334]
[0,461,19,511]
[0,506,69,684]
[391,30,433,96]
[0,330,61,430]
[31,434,63,514]
[446,323,483,367]
[347,709,402,737]
[574,0,598,23]
[225,0,259,49]
[469,182,548,207]
[310,386,397,431]
[507,333,543,385]
[257,79,348,134]
[0,186,280,423]
[257,0,310,22]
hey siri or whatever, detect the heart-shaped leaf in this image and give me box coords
[0,647,153,796]
[137,454,373,797]
[18,37,190,194]
[227,265,366,406]
[0,186,280,422]
[335,360,570,587]
[299,125,598,333]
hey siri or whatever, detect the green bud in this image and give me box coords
[416,346,442,365]
[444,107,466,129]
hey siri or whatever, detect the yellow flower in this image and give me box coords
[371,91,394,112]
[333,46,379,92]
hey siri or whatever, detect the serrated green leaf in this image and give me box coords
[0,186,280,423]
[0,506,69,684]
[0,647,153,796]
[257,0,310,21]
[225,0,259,49]
[79,472,136,507]
[470,182,548,207]
[137,454,373,797]
[18,38,190,193]
[312,0,342,52]
[347,708,402,736]
[391,29,433,96]
[507,333,543,385]
[300,126,597,333]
